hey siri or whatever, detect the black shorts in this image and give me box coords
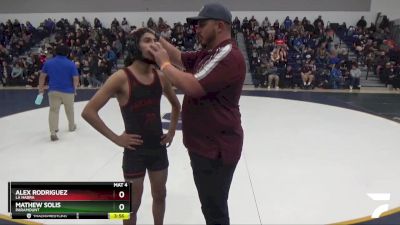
[122,147,168,179]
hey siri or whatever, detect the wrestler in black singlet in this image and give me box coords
[120,68,168,179]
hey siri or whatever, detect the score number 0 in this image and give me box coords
[118,191,125,211]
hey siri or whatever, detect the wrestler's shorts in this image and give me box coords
[122,148,169,179]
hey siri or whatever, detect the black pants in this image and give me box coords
[392,76,400,89]
[189,152,237,225]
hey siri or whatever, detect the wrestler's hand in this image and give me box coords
[115,131,143,150]
[148,42,170,67]
[160,131,175,148]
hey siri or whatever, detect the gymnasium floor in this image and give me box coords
[1,87,400,224]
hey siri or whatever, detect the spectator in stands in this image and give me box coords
[26,71,39,87]
[337,46,349,61]
[273,20,280,31]
[254,33,264,49]
[270,48,280,63]
[381,62,394,87]
[367,22,376,34]
[105,45,117,70]
[277,45,288,64]
[328,53,341,66]
[316,46,328,65]
[301,61,314,88]
[349,62,361,90]
[147,17,157,31]
[261,17,271,28]
[302,17,310,26]
[10,62,24,86]
[26,21,35,33]
[303,47,314,61]
[340,60,352,86]
[113,39,123,58]
[120,17,129,33]
[233,16,241,36]
[94,18,102,29]
[375,51,389,78]
[242,17,250,33]
[293,35,304,53]
[251,57,263,88]
[111,18,119,29]
[357,16,367,31]
[73,18,81,31]
[79,59,90,87]
[330,63,343,89]
[249,16,258,28]
[315,65,330,88]
[392,63,400,91]
[86,55,100,86]
[282,65,295,88]
[293,17,300,25]
[266,62,280,90]
[1,61,11,86]
[314,16,324,30]
[98,59,109,81]
[0,54,10,67]
[80,17,90,29]
[379,15,390,31]
[160,25,172,40]
[158,17,167,29]
[284,16,293,31]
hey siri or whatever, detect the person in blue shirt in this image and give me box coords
[330,64,343,89]
[38,44,79,141]
[293,36,304,53]
[105,45,117,71]
[284,16,293,30]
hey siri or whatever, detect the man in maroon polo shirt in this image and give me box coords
[148,3,245,224]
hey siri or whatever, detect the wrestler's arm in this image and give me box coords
[158,71,181,146]
[81,70,143,150]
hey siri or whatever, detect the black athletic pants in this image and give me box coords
[189,151,238,225]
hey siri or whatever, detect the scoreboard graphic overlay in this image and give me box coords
[8,182,131,220]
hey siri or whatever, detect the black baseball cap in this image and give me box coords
[187,3,232,24]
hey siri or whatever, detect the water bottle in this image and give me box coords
[35,93,43,105]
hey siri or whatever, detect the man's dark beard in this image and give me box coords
[199,30,217,50]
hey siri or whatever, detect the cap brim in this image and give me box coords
[186,16,209,24]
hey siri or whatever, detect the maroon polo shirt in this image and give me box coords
[181,39,245,164]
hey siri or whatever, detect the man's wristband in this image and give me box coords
[160,62,172,71]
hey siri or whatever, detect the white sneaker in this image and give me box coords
[275,86,279,90]
[267,86,271,90]
[349,86,353,90]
